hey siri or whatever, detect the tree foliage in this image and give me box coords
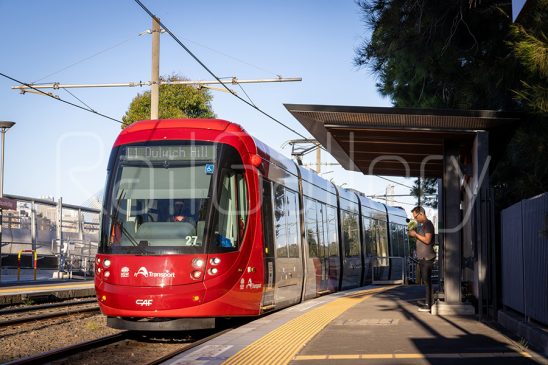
[122,74,215,128]
[355,0,547,207]
[507,0,548,113]
[355,0,519,109]
[410,178,438,208]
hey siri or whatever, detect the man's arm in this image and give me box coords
[408,221,434,245]
[409,230,432,245]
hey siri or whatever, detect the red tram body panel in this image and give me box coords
[95,119,409,330]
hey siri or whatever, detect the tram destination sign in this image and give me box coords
[0,197,16,210]
[126,145,216,162]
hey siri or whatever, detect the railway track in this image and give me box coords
[4,328,232,365]
[0,299,99,327]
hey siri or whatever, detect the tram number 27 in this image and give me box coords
[185,236,198,245]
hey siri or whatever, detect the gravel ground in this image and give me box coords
[1,312,122,363]
[1,309,209,365]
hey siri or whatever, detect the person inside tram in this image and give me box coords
[172,200,195,225]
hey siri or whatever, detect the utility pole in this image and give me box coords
[0,121,15,282]
[385,184,395,205]
[316,143,321,174]
[151,17,160,120]
[418,177,421,207]
[12,22,301,117]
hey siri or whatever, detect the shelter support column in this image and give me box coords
[432,140,475,315]
[473,132,496,320]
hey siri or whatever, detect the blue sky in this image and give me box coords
[0,1,420,213]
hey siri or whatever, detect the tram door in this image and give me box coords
[261,179,275,309]
[303,198,330,296]
[340,211,362,290]
[272,185,303,307]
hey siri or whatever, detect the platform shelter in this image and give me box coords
[285,104,521,319]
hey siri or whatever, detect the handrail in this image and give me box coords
[17,249,38,280]
[372,255,406,284]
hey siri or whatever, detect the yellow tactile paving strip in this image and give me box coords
[294,352,532,360]
[222,286,391,365]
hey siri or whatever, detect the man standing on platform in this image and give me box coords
[408,206,436,312]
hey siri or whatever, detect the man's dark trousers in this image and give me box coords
[419,258,434,307]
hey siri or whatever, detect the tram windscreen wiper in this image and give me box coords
[110,190,150,255]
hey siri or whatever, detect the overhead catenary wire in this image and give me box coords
[133,0,309,140]
[0,72,123,124]
[63,88,96,112]
[179,37,282,78]
[386,199,416,207]
[374,175,413,189]
[32,33,144,84]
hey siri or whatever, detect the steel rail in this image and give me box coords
[0,305,99,327]
[2,332,130,365]
[145,328,233,365]
[0,298,96,315]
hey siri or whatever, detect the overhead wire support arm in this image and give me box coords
[11,77,302,92]
[133,0,309,140]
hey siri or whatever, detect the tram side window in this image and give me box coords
[390,223,399,256]
[316,203,327,259]
[363,217,376,257]
[342,211,360,257]
[326,205,339,257]
[261,179,275,256]
[304,198,319,257]
[376,220,389,259]
[401,225,409,257]
[286,190,300,258]
[237,174,248,233]
[213,169,244,251]
[274,184,288,258]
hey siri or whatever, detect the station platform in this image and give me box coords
[0,269,94,305]
[163,285,547,365]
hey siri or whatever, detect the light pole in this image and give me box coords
[0,121,15,282]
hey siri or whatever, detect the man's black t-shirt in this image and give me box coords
[416,219,436,260]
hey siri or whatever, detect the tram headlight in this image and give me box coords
[104,271,110,278]
[96,257,101,265]
[208,267,219,275]
[210,257,221,265]
[192,258,205,269]
[190,270,203,280]
[103,259,111,268]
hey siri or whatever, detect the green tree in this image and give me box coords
[354,0,518,110]
[507,0,548,113]
[410,178,438,208]
[122,74,215,128]
[355,0,547,207]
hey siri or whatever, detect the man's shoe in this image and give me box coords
[418,305,430,312]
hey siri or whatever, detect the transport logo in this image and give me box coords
[240,278,261,290]
[246,278,262,290]
[136,299,153,306]
[121,266,129,278]
[133,266,176,278]
[134,267,149,277]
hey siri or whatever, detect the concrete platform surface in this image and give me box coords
[163,285,547,365]
[292,286,546,364]
[0,271,94,305]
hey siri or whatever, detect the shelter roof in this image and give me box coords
[285,104,521,177]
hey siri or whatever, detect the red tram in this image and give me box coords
[95,119,408,330]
